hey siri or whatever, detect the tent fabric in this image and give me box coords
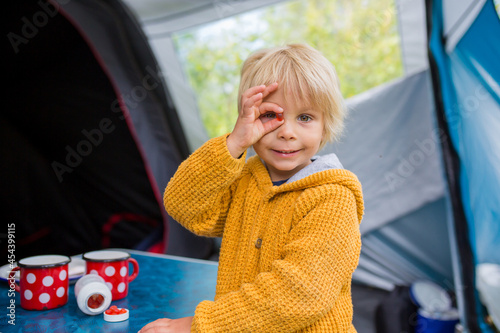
[3,0,165,258]
[133,0,285,35]
[56,0,190,187]
[323,70,446,235]
[146,35,209,152]
[429,0,500,331]
[395,0,429,74]
[354,197,453,290]
[449,1,500,265]
[442,0,487,52]
[55,0,214,258]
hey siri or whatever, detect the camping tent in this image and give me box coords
[3,0,499,332]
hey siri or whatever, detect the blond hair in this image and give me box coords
[238,44,346,149]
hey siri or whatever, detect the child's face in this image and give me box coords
[253,88,324,182]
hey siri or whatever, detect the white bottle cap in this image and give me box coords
[75,274,112,315]
[104,308,129,322]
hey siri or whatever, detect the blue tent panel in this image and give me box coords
[451,0,500,265]
[429,0,500,331]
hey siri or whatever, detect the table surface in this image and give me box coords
[0,249,218,333]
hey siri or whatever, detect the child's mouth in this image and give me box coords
[272,149,300,156]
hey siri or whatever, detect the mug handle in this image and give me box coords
[8,267,20,292]
[128,258,139,282]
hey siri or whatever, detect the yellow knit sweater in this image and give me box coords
[164,134,364,332]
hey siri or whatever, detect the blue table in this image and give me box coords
[0,250,218,332]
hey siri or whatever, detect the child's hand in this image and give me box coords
[227,83,284,158]
[139,316,193,333]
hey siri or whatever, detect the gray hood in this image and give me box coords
[286,153,344,183]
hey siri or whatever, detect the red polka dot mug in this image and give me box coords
[82,250,139,301]
[9,255,71,310]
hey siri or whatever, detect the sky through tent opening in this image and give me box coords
[172,0,403,138]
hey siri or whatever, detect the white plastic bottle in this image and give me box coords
[74,273,112,315]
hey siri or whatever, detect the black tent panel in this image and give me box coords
[3,0,216,261]
[2,0,169,259]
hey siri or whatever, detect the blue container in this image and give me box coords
[416,309,459,333]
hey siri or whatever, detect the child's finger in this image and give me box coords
[241,85,266,100]
[241,93,263,115]
[261,82,279,99]
[259,102,283,116]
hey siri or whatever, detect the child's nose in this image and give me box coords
[277,118,296,140]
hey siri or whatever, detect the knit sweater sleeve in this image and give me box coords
[164,134,246,237]
[192,184,362,332]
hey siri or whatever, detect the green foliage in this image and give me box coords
[173,0,403,138]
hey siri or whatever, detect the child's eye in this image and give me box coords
[261,112,277,119]
[298,115,312,122]
[259,112,277,124]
